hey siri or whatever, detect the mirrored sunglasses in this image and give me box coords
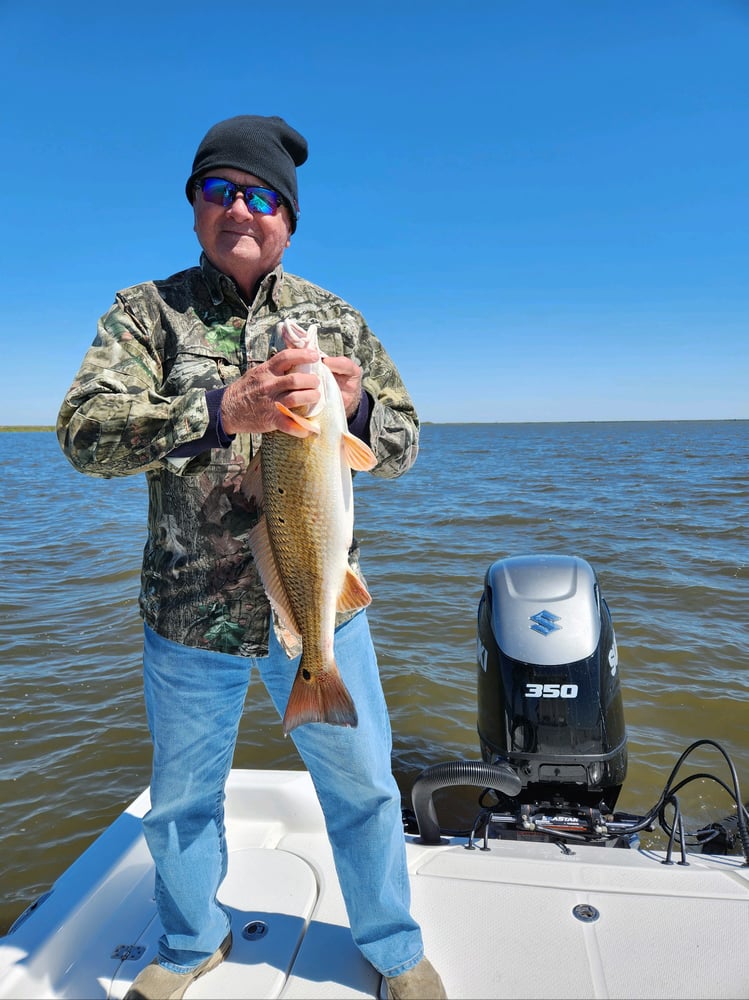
[197,177,284,216]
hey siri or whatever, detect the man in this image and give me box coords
[57,115,446,1000]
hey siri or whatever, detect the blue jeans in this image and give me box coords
[141,612,423,977]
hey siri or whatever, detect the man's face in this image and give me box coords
[192,168,293,295]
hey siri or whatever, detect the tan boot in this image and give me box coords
[384,956,447,999]
[123,932,232,999]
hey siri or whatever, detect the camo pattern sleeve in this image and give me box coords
[57,268,219,478]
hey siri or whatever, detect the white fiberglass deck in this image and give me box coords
[1,770,748,999]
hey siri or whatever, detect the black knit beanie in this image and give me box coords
[186,115,308,232]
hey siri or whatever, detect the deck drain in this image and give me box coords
[572,904,599,923]
[111,944,146,960]
[242,919,269,941]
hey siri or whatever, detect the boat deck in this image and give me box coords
[2,769,748,999]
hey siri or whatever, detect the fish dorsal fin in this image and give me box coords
[274,401,321,435]
[241,452,264,506]
[342,431,377,472]
[336,566,372,613]
[248,515,301,639]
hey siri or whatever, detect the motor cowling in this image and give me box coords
[477,554,627,809]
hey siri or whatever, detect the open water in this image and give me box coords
[1,422,747,935]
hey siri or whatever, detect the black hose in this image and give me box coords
[411,760,522,845]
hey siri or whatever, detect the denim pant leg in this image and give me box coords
[141,624,249,973]
[257,611,425,978]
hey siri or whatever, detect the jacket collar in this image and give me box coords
[199,253,284,309]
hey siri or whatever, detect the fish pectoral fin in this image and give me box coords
[336,567,372,613]
[341,431,377,472]
[274,401,321,435]
[248,517,301,638]
[283,657,358,734]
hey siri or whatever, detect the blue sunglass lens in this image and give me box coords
[246,188,279,215]
[200,177,235,207]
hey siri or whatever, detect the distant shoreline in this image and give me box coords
[1,420,746,433]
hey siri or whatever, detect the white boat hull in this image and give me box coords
[2,769,748,999]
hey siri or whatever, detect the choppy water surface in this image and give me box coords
[1,422,747,933]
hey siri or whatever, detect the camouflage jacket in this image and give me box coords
[57,255,419,656]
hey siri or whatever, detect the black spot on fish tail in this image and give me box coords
[282,658,358,734]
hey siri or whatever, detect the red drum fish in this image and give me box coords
[248,320,377,733]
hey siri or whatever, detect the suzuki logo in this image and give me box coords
[529,610,561,636]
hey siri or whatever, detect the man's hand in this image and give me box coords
[220,348,321,438]
[323,355,363,418]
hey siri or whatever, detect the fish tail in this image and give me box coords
[282,656,358,734]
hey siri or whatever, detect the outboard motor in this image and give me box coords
[477,554,627,810]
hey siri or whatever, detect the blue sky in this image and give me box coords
[1,0,747,425]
